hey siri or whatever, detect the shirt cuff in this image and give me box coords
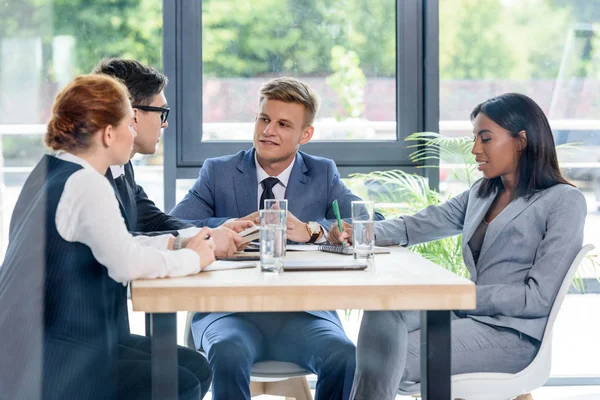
[315,225,328,244]
[132,234,172,250]
[162,248,201,277]
[177,226,201,238]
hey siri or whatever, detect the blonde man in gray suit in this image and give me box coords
[330,93,587,400]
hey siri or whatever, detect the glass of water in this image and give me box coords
[259,209,286,273]
[263,199,288,256]
[351,201,375,260]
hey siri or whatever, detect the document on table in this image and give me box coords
[203,260,257,272]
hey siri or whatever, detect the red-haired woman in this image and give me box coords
[0,74,214,399]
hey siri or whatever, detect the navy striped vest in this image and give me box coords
[0,155,122,399]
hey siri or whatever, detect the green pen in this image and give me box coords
[332,199,346,246]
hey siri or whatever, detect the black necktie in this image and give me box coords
[259,177,280,209]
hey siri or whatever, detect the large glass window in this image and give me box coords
[438,0,600,381]
[201,0,396,142]
[168,0,434,186]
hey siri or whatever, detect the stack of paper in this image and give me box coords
[204,260,257,272]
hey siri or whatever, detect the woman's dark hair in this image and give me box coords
[92,58,167,106]
[471,92,572,198]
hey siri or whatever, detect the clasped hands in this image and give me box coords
[238,210,313,243]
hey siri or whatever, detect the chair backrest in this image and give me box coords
[443,244,597,400]
[184,311,195,350]
[525,243,595,379]
[542,244,594,338]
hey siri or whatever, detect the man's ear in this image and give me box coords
[299,125,314,145]
[517,130,527,151]
[132,108,140,130]
[101,125,115,148]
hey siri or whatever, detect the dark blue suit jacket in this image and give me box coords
[106,163,193,344]
[170,148,384,348]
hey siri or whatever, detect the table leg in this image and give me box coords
[420,310,451,399]
[150,313,178,400]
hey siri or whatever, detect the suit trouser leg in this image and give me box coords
[201,315,265,400]
[117,341,210,400]
[268,312,356,400]
[350,311,540,400]
[121,334,212,399]
[403,316,539,381]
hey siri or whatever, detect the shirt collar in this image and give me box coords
[255,153,295,188]
[53,151,97,172]
[109,165,125,179]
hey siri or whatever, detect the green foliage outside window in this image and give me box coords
[2,0,596,84]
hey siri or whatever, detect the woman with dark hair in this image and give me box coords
[329,93,587,399]
[0,74,214,399]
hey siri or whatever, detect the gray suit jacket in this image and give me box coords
[374,180,586,341]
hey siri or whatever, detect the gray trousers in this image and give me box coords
[350,311,540,400]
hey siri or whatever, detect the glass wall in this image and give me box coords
[1,0,598,385]
[0,0,164,255]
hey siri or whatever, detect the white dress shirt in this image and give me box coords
[54,152,201,284]
[255,153,294,208]
[255,154,327,243]
[109,164,125,179]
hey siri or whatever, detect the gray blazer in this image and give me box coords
[374,180,586,341]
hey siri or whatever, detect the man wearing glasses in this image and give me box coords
[93,58,250,238]
[93,58,252,400]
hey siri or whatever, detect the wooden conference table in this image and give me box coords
[131,247,476,399]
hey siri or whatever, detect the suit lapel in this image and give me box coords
[477,191,543,265]
[105,168,131,229]
[119,163,138,229]
[462,190,496,278]
[234,149,259,217]
[284,153,310,217]
[463,190,496,245]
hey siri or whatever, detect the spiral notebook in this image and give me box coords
[318,244,391,255]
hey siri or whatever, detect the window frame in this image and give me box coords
[162,0,439,211]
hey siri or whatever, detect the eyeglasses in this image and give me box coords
[132,105,170,124]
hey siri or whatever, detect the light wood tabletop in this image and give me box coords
[131,246,475,313]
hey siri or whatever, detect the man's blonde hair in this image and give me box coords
[258,77,321,127]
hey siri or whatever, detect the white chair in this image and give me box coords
[184,312,313,400]
[398,244,594,400]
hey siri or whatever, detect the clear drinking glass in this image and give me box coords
[351,201,375,260]
[259,209,286,273]
[263,199,288,256]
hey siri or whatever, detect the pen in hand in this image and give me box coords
[332,199,346,246]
